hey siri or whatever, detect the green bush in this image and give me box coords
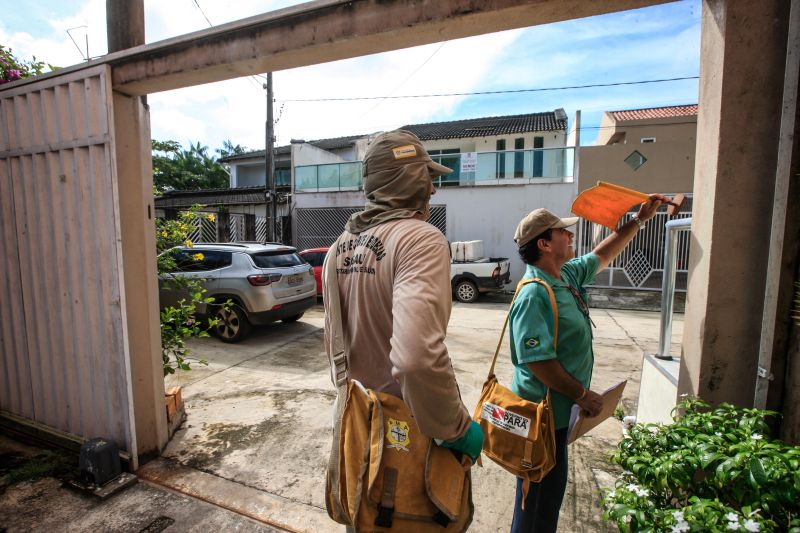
[603,398,800,532]
[156,206,220,375]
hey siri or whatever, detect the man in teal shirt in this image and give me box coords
[508,198,666,533]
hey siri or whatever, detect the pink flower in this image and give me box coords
[7,69,21,80]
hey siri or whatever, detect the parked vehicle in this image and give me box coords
[158,243,316,343]
[449,240,510,303]
[298,247,329,296]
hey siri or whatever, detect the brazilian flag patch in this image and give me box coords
[525,337,539,348]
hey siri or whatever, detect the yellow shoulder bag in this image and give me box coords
[472,278,558,500]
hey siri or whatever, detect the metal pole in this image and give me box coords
[754,0,800,409]
[264,73,275,243]
[656,217,692,360]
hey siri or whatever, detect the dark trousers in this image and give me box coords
[510,428,569,533]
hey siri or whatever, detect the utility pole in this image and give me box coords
[263,74,276,243]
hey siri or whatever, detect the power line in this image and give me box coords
[281,76,699,103]
[360,41,447,119]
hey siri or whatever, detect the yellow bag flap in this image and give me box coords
[425,444,471,520]
[367,391,438,518]
[338,381,375,522]
[473,376,556,481]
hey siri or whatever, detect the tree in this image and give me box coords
[216,139,248,159]
[1,45,56,84]
[152,140,230,192]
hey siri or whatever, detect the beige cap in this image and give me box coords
[514,208,579,247]
[364,130,452,177]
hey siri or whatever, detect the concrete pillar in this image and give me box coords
[106,0,145,53]
[678,0,791,406]
[113,93,168,463]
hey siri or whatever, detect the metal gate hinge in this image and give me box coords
[757,366,774,380]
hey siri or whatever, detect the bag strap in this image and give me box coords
[487,277,558,378]
[324,248,351,520]
[325,250,349,390]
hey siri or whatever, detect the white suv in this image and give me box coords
[159,243,317,342]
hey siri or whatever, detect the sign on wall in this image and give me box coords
[460,152,477,172]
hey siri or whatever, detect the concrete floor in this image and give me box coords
[0,299,683,532]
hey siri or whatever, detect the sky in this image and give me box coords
[0,0,701,152]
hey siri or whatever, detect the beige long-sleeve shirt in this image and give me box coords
[323,218,471,442]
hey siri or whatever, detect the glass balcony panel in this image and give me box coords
[318,164,340,189]
[339,162,363,188]
[294,165,318,191]
[476,152,498,181]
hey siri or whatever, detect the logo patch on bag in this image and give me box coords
[480,402,531,437]
[525,337,539,348]
[386,418,411,451]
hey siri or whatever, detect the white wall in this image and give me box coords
[293,182,576,284]
[436,183,575,282]
[292,143,349,166]
[422,131,566,154]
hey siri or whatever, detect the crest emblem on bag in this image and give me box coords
[386,418,410,451]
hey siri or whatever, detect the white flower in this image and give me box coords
[626,483,640,492]
[728,521,741,531]
[726,513,739,521]
[674,511,685,521]
[716,432,723,437]
[743,519,760,532]
[751,433,763,441]
[671,520,690,533]
[635,487,649,498]
[748,509,761,517]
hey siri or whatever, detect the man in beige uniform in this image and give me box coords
[323,130,483,454]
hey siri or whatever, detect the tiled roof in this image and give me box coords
[610,105,698,122]
[154,186,286,208]
[401,110,567,140]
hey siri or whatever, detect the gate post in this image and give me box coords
[245,213,256,241]
[217,211,231,242]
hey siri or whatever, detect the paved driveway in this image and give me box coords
[153,300,682,532]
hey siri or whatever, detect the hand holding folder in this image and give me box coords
[567,380,627,444]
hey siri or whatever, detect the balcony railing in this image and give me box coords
[294,161,363,192]
[294,148,574,192]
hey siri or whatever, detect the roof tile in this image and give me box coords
[401,110,566,140]
[610,104,698,122]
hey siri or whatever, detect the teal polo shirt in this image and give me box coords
[509,253,600,429]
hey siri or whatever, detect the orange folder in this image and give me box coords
[571,181,650,229]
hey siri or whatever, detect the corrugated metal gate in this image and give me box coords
[0,66,137,461]
[293,205,447,251]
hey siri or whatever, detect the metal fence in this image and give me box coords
[575,197,693,292]
[293,205,447,251]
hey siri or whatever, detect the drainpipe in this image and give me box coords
[754,0,800,409]
[656,217,693,360]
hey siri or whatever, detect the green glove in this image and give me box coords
[438,421,484,463]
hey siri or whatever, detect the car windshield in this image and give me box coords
[251,250,305,268]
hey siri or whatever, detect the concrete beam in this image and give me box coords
[109,0,672,95]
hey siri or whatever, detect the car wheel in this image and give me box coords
[282,313,304,323]
[454,280,479,303]
[211,304,251,343]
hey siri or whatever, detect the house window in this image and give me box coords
[624,150,647,171]
[533,136,544,177]
[514,138,524,178]
[429,148,460,187]
[641,137,656,144]
[496,139,506,178]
